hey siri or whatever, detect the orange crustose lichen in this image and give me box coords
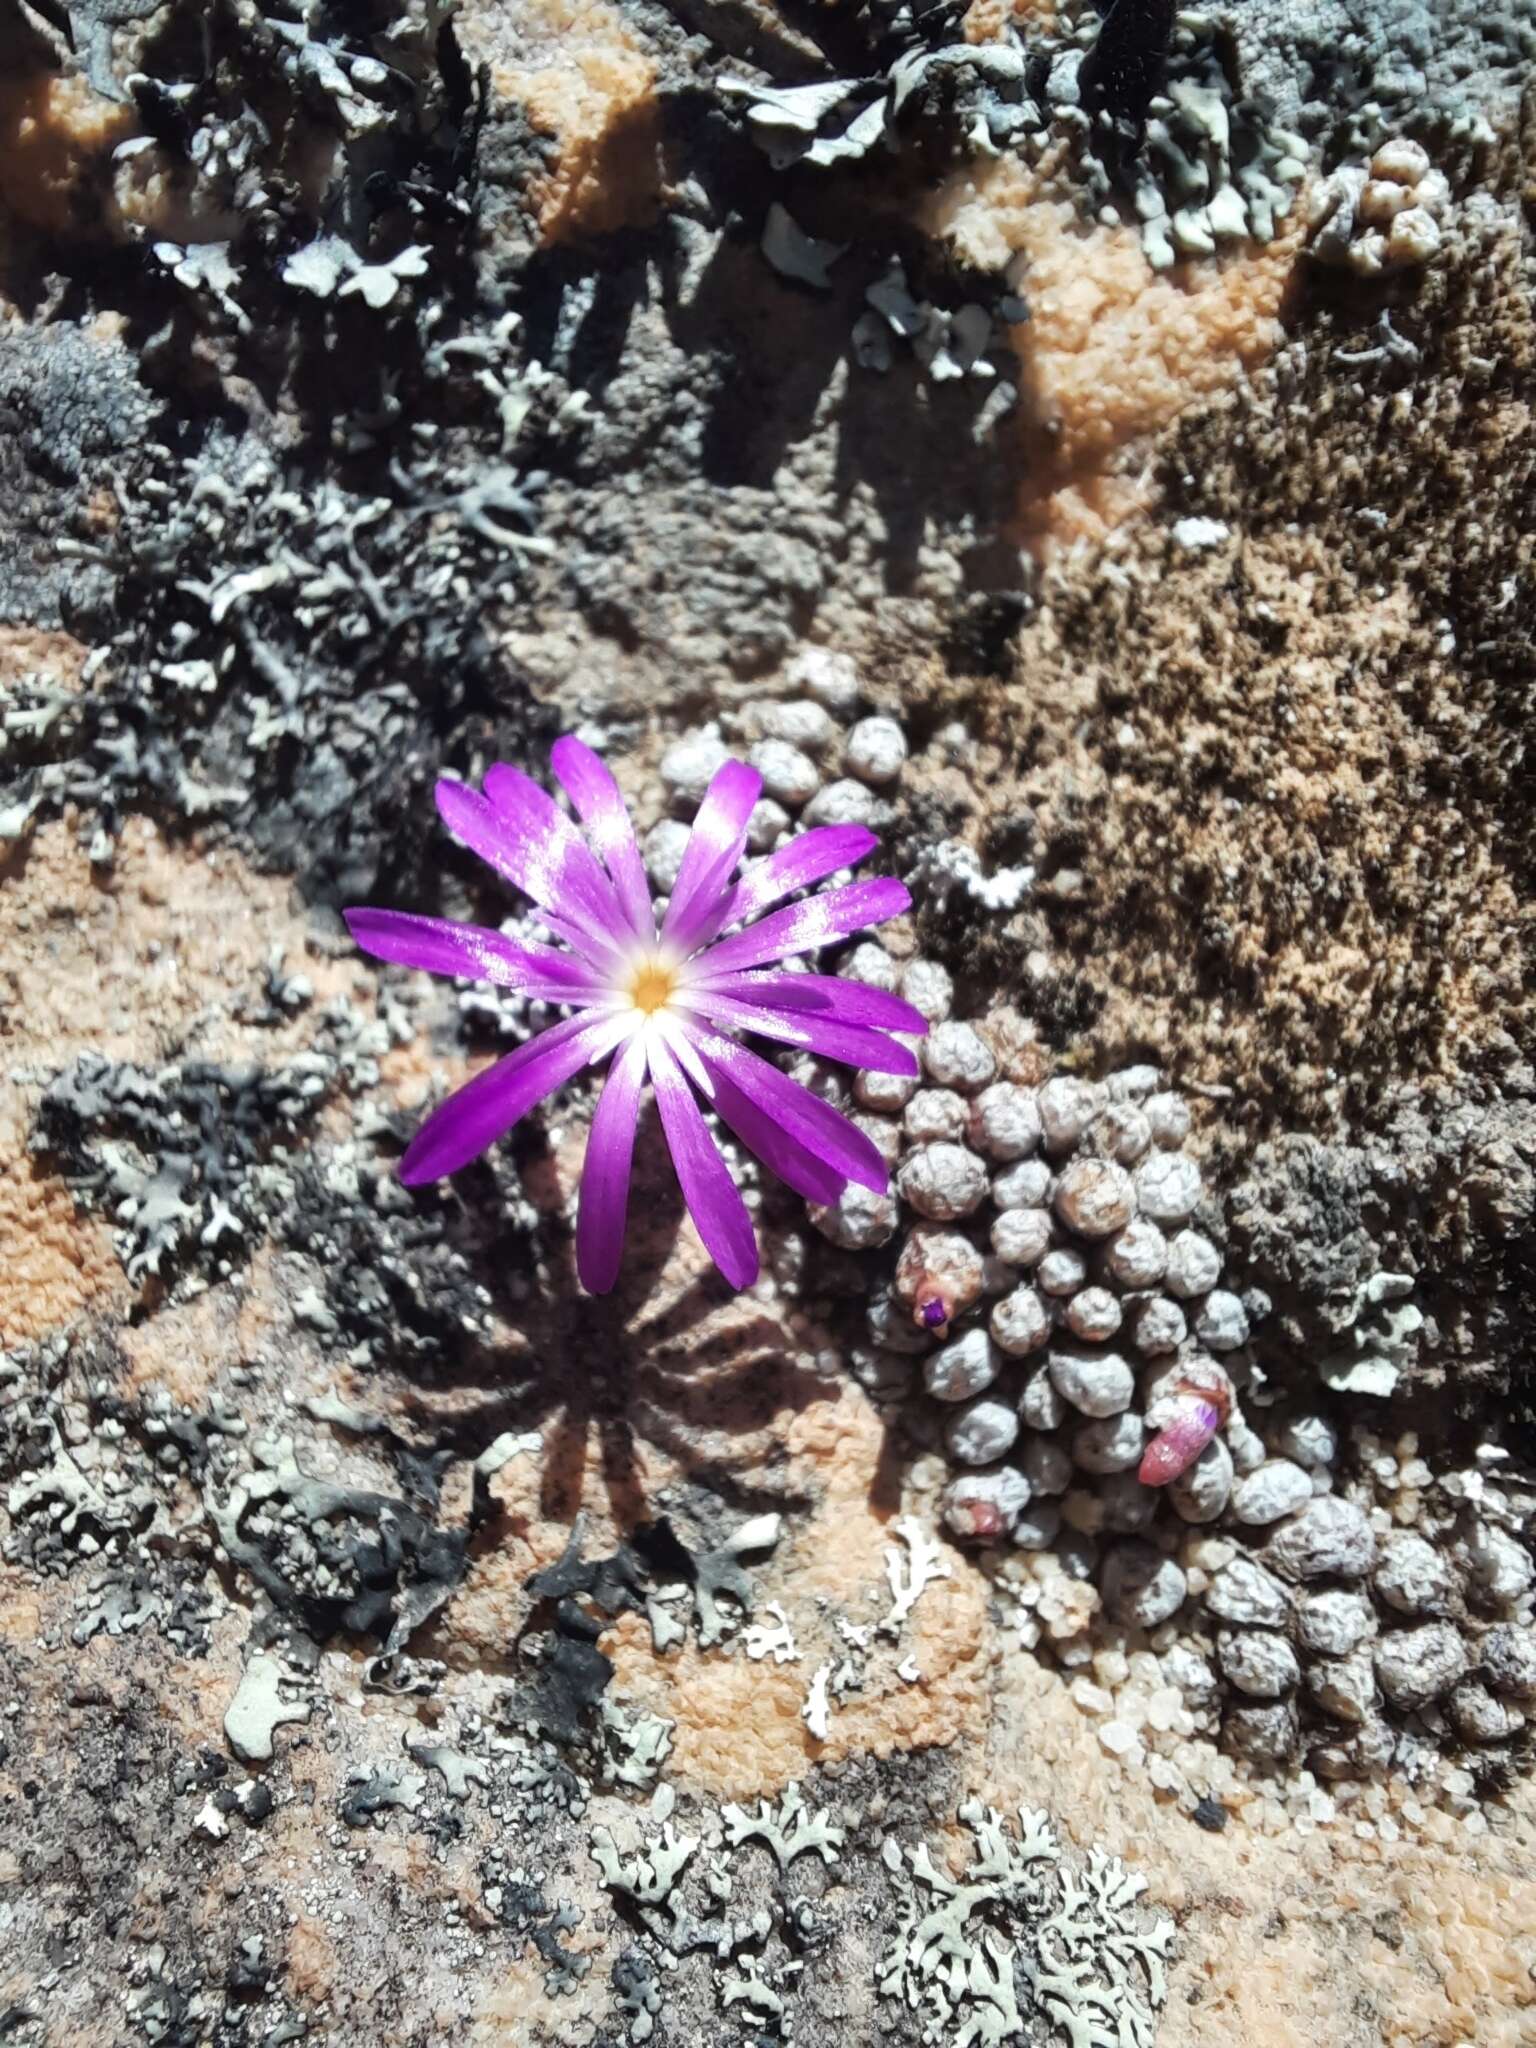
[466,0,664,244]
[924,158,1304,556]
[0,68,137,233]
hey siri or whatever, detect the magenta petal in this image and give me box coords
[436,774,625,963]
[660,1019,713,1099]
[691,876,911,979]
[661,759,763,953]
[399,1012,623,1185]
[344,907,601,1000]
[678,988,919,1075]
[481,762,636,945]
[550,736,653,940]
[703,970,929,1038]
[576,1032,649,1293]
[539,906,628,967]
[683,1022,890,1193]
[647,1032,759,1288]
[701,1058,848,1206]
[720,825,878,928]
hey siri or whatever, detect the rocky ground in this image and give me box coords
[2,1,1535,2045]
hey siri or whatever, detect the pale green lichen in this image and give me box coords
[404,1734,489,1800]
[590,1821,700,1917]
[802,1660,834,1740]
[613,1950,663,2041]
[341,1765,427,1825]
[223,1651,312,1764]
[743,1600,801,1665]
[883,1515,953,1632]
[721,1782,845,1870]
[1032,1852,1173,2048]
[879,1802,1172,2048]
[591,1792,838,2035]
[590,1785,1170,2043]
[720,1958,786,2021]
[600,1701,676,1790]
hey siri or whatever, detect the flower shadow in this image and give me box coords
[377,1102,838,1536]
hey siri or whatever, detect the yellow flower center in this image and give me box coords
[627,958,678,1016]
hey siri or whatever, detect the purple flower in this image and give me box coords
[345,738,926,1293]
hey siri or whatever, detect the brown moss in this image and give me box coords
[896,202,1535,1134]
[0,1573,43,1649]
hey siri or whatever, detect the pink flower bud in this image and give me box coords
[1139,1400,1223,1485]
[949,1496,1007,1539]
